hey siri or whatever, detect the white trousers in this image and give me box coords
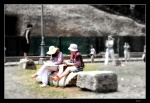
[104,49,115,65]
[36,65,58,85]
[124,51,130,61]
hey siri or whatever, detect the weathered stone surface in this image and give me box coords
[76,71,118,92]
[36,72,78,87]
[18,59,36,70]
[4,4,145,37]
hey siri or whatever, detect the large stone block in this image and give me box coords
[18,59,36,70]
[76,71,118,92]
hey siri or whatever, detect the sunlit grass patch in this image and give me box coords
[11,61,145,98]
[15,64,68,98]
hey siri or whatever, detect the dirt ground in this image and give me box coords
[4,63,146,99]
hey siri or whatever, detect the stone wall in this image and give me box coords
[4,4,145,37]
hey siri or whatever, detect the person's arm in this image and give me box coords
[54,52,63,65]
[66,62,74,66]
[49,55,52,61]
[128,45,130,49]
[73,54,82,68]
[94,49,96,57]
[65,53,81,68]
[25,30,30,44]
[64,57,74,66]
[105,40,108,47]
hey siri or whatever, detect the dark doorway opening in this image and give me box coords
[5,14,18,36]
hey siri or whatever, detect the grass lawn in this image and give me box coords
[5,61,146,98]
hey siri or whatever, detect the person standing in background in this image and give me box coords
[104,35,115,65]
[21,24,33,59]
[124,42,130,62]
[89,45,96,63]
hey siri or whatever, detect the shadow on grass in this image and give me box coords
[79,88,119,94]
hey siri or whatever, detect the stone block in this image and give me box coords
[76,71,118,92]
[18,59,36,70]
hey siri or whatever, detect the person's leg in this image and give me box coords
[58,66,77,78]
[47,66,58,72]
[58,67,71,79]
[57,65,64,76]
[91,55,94,63]
[40,67,51,87]
[25,44,30,59]
[50,69,70,82]
[124,51,127,62]
[127,52,130,61]
[40,66,59,87]
[110,49,115,65]
[24,52,28,59]
[31,65,46,78]
[92,55,94,63]
[104,49,109,65]
[50,66,76,82]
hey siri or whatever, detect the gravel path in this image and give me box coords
[4,66,37,99]
[4,63,146,99]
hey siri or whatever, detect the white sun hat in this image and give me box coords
[46,46,58,55]
[68,44,78,51]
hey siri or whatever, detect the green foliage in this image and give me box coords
[91,5,145,24]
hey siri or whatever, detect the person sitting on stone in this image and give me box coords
[31,46,64,87]
[50,43,84,82]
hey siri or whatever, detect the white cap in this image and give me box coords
[68,44,78,51]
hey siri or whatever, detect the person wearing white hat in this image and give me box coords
[31,46,63,87]
[124,42,130,62]
[50,43,84,82]
[104,35,115,65]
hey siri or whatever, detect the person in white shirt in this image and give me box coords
[90,45,96,63]
[124,42,130,62]
[104,35,115,65]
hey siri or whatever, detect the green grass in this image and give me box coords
[14,61,145,98]
[16,65,67,98]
